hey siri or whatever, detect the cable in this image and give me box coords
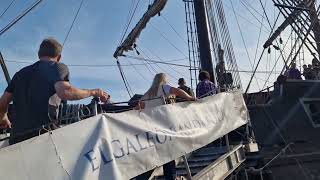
[0,0,44,37]
[117,61,133,98]
[229,0,261,90]
[261,30,293,90]
[239,0,270,31]
[161,15,188,44]
[0,0,17,19]
[142,46,186,77]
[3,57,188,67]
[118,0,141,45]
[150,23,188,58]
[137,47,178,81]
[123,55,190,68]
[222,2,269,34]
[127,60,151,82]
[253,0,267,67]
[63,0,85,46]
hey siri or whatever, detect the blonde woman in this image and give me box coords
[139,73,195,109]
[135,73,193,180]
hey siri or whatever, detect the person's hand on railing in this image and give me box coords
[191,97,197,101]
[134,100,145,110]
[91,89,110,103]
[0,116,11,129]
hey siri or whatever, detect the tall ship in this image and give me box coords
[0,0,320,179]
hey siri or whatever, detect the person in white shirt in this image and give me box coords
[140,73,195,109]
[135,73,195,180]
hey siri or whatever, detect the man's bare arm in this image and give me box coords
[55,81,109,101]
[170,87,196,101]
[0,92,12,128]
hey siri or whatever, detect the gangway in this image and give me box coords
[152,142,250,180]
[192,144,245,180]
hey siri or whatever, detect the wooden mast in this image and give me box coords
[193,0,215,82]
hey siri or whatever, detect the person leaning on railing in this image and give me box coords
[134,73,195,180]
[0,38,110,145]
[137,73,196,110]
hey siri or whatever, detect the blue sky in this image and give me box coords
[0,0,315,103]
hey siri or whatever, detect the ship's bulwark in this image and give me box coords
[0,92,247,180]
[249,80,320,180]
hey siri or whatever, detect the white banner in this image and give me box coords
[0,92,248,180]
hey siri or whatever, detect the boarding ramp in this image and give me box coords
[151,143,246,180]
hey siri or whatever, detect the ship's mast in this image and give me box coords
[193,0,215,82]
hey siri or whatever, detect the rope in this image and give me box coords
[245,8,281,94]
[253,0,267,67]
[117,61,133,98]
[143,46,186,77]
[0,0,17,19]
[150,23,188,58]
[229,0,261,90]
[161,15,188,44]
[222,2,269,34]
[261,29,294,89]
[123,55,190,68]
[0,0,44,37]
[239,0,270,31]
[137,47,179,81]
[3,58,188,67]
[63,0,85,46]
[118,0,141,45]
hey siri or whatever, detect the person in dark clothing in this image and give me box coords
[287,63,302,80]
[177,78,194,100]
[196,71,216,98]
[0,38,110,145]
[303,64,316,80]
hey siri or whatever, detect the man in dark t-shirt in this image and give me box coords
[0,38,110,144]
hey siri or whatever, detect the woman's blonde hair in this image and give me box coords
[145,73,167,98]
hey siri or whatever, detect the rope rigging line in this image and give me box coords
[241,0,265,18]
[262,29,294,90]
[126,60,151,83]
[3,57,188,67]
[184,1,200,89]
[161,15,188,44]
[150,23,188,58]
[142,45,186,77]
[245,3,283,94]
[63,0,85,46]
[0,0,44,37]
[222,2,269,34]
[239,0,270,32]
[0,0,17,19]
[138,48,179,81]
[118,0,141,46]
[134,47,160,75]
[229,0,261,90]
[123,55,190,68]
[253,0,267,67]
[117,61,133,98]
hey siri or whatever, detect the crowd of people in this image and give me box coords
[285,59,320,80]
[0,38,219,180]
